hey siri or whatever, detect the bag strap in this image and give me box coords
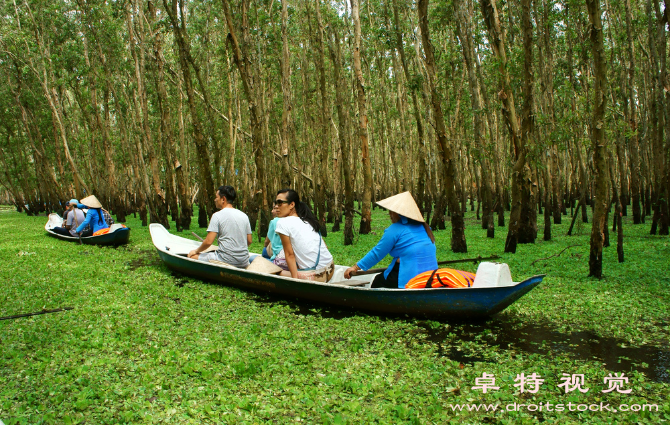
[299,231,322,272]
[314,231,322,269]
[425,269,439,289]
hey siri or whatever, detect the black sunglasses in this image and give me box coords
[274,199,290,206]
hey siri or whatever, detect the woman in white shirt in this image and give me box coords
[273,189,334,282]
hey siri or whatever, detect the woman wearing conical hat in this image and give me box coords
[343,192,438,288]
[74,195,110,236]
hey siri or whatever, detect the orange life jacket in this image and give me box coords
[405,268,476,289]
[92,224,126,236]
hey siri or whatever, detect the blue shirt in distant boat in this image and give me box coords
[75,204,109,234]
[357,219,438,288]
[267,217,283,260]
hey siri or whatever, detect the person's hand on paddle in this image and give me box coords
[344,264,360,279]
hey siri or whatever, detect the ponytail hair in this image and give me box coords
[94,208,104,226]
[423,222,436,244]
[277,189,321,233]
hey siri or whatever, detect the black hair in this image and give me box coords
[217,185,237,203]
[93,208,104,226]
[277,188,320,233]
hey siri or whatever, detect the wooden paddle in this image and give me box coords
[192,232,204,241]
[351,255,501,276]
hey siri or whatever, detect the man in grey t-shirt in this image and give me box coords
[188,186,252,268]
[65,207,86,236]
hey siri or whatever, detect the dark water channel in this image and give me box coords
[249,293,670,383]
[126,250,162,271]
[413,319,670,384]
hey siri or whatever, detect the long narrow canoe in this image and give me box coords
[45,213,130,246]
[150,223,544,318]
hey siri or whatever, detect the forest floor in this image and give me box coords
[0,206,668,424]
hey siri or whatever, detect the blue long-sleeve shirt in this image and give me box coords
[75,205,108,234]
[267,217,283,260]
[357,220,438,288]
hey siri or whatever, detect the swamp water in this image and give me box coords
[149,264,669,384]
[413,318,670,384]
[250,293,670,383]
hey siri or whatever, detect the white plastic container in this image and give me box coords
[473,262,514,287]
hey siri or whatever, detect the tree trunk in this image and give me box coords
[350,0,373,235]
[543,163,552,241]
[327,25,355,245]
[176,78,192,230]
[392,0,428,216]
[609,154,624,262]
[314,0,330,236]
[586,0,609,278]
[418,0,467,252]
[150,0,176,229]
[279,0,293,189]
[479,0,526,253]
[454,0,493,239]
[164,0,216,220]
[516,0,537,245]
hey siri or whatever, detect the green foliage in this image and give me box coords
[0,207,668,423]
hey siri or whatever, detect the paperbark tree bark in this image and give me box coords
[586,0,609,278]
[479,0,529,253]
[350,0,373,235]
[418,0,467,252]
[314,0,330,236]
[163,0,216,220]
[624,0,641,224]
[220,0,270,237]
[279,0,293,190]
[454,0,494,238]
[327,25,355,245]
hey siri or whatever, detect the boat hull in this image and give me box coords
[151,224,543,318]
[45,213,130,246]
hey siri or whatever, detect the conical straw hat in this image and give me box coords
[376,191,424,223]
[80,195,102,209]
[246,256,283,274]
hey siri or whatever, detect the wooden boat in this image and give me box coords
[150,223,544,318]
[45,213,130,246]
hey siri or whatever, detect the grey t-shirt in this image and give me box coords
[66,209,86,236]
[207,208,252,268]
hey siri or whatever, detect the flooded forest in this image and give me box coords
[0,0,669,277]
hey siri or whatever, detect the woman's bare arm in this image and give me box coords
[279,234,298,278]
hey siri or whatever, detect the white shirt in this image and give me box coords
[275,216,333,270]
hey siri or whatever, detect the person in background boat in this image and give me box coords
[273,189,334,282]
[101,207,115,227]
[75,195,108,236]
[343,192,437,289]
[61,199,73,224]
[188,185,252,268]
[52,199,89,237]
[262,204,283,261]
